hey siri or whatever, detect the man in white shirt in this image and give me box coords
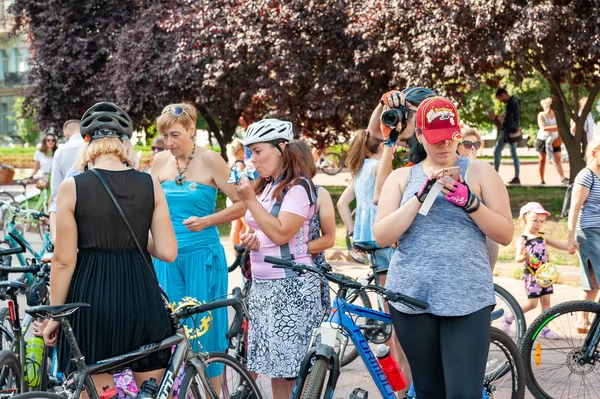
[49,120,84,241]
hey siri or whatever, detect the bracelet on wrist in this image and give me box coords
[465,194,482,214]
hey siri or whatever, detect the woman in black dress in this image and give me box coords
[43,102,177,390]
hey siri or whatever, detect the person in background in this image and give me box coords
[367,87,437,204]
[151,103,245,382]
[226,139,249,254]
[456,127,499,270]
[536,98,568,185]
[234,119,321,398]
[49,120,84,241]
[374,97,513,398]
[145,136,166,174]
[568,136,600,333]
[491,88,521,185]
[33,132,57,178]
[503,202,575,339]
[571,96,596,146]
[292,139,336,315]
[43,102,177,391]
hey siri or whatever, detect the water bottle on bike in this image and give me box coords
[375,344,407,391]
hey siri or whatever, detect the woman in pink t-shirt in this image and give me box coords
[234,119,322,398]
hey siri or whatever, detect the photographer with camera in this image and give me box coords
[368,87,437,204]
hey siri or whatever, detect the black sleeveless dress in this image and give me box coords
[57,169,174,374]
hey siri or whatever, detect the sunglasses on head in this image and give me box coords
[162,105,191,119]
[460,140,481,150]
[151,146,165,152]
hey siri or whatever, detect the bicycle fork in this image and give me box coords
[292,322,345,399]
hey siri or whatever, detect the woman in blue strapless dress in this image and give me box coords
[151,104,246,377]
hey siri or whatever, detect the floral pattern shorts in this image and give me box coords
[247,274,322,378]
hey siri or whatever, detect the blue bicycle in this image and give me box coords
[0,201,53,269]
[264,256,525,399]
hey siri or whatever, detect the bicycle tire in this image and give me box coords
[484,327,525,399]
[339,288,372,368]
[0,349,22,396]
[300,358,328,399]
[520,300,600,399]
[5,393,63,399]
[179,352,262,399]
[345,210,368,264]
[493,283,527,347]
[320,153,343,176]
[0,308,14,351]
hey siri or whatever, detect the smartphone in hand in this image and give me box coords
[442,166,460,181]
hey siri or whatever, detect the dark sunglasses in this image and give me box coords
[151,146,165,152]
[460,140,481,150]
[46,138,56,142]
[162,105,191,119]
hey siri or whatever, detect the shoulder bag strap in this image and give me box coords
[90,169,170,303]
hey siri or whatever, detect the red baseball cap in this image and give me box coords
[416,97,463,144]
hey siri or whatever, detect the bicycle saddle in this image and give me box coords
[26,302,90,319]
[352,242,380,252]
[0,280,26,290]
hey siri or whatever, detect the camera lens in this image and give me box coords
[382,109,402,127]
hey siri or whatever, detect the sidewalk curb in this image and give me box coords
[324,248,582,286]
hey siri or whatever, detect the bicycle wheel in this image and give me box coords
[0,349,22,397]
[493,284,527,347]
[300,358,328,399]
[337,287,372,368]
[0,308,13,351]
[521,300,600,399]
[345,210,368,264]
[484,327,525,399]
[179,352,262,399]
[320,152,342,176]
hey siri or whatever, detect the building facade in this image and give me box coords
[0,0,29,138]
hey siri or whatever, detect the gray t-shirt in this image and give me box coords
[385,156,496,316]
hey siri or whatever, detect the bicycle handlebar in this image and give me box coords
[264,256,428,310]
[0,200,49,220]
[174,287,244,339]
[227,245,246,273]
[0,232,27,257]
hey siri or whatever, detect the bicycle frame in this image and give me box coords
[4,221,51,265]
[324,296,398,398]
[60,321,214,399]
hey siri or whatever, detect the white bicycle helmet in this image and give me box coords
[244,118,293,146]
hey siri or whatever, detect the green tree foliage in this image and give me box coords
[9,97,40,145]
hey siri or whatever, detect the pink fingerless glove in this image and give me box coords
[444,180,470,207]
[415,178,437,203]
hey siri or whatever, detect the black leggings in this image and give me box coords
[390,305,492,399]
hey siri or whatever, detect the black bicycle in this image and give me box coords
[520,300,600,398]
[6,288,262,399]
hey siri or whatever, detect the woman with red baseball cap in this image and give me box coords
[373,97,513,398]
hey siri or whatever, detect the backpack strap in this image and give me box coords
[268,176,316,277]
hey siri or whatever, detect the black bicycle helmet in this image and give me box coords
[80,102,133,141]
[403,87,437,107]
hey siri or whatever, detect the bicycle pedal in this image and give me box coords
[349,388,368,399]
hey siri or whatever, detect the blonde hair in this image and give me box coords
[540,97,552,113]
[227,139,244,160]
[586,136,600,166]
[76,137,137,171]
[461,127,481,141]
[157,103,197,134]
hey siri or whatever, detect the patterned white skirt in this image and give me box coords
[247,274,322,378]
